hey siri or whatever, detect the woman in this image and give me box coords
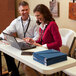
[22,4,62,76]
[24,4,62,51]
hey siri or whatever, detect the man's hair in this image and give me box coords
[19,1,29,7]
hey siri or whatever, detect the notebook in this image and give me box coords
[3,32,36,50]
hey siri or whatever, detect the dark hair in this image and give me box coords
[19,1,29,7]
[33,4,55,23]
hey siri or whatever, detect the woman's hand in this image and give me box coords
[23,37,34,44]
[33,42,42,46]
[23,37,42,47]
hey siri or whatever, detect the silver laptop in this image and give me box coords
[3,32,36,50]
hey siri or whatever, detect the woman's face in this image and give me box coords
[34,11,44,23]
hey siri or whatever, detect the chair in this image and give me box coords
[63,39,76,76]
[59,28,75,49]
[63,66,76,76]
[59,28,76,76]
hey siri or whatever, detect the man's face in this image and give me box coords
[19,5,30,20]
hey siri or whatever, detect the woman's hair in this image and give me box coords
[33,4,55,23]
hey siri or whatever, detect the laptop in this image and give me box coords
[3,32,36,50]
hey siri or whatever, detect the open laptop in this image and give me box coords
[3,32,36,50]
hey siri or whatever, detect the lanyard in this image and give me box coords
[41,30,44,44]
[40,24,48,44]
[21,16,31,37]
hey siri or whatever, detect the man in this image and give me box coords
[0,1,39,76]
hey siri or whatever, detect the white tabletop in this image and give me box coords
[0,40,76,75]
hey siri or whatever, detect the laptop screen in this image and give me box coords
[3,32,21,50]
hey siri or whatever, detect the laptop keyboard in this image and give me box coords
[18,42,36,50]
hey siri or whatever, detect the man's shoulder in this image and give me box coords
[12,16,21,22]
[10,16,21,24]
[15,16,21,21]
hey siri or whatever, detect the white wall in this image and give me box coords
[18,0,76,32]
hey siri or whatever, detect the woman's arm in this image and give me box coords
[47,22,62,50]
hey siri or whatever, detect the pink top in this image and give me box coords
[36,21,62,51]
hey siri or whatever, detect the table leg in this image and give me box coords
[0,51,2,76]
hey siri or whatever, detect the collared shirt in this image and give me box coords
[39,23,47,30]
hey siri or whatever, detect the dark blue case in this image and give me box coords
[33,49,67,66]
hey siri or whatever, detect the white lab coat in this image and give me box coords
[0,15,39,40]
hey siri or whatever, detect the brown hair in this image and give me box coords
[19,1,29,7]
[33,4,55,23]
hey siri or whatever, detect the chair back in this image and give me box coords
[59,28,75,49]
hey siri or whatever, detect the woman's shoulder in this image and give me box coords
[48,21,58,29]
[49,21,56,25]
[49,21,58,26]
